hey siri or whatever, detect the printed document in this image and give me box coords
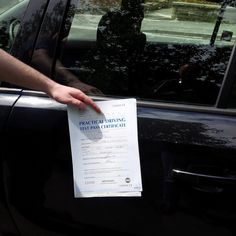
[67,98,142,197]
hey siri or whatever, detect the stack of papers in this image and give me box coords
[67,98,142,198]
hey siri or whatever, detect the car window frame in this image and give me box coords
[57,0,236,109]
[216,43,236,108]
[9,0,236,116]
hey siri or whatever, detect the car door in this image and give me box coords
[0,1,32,235]
[2,0,236,236]
[0,88,22,236]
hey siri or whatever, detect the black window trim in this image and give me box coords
[216,42,236,108]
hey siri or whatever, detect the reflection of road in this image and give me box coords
[70,9,236,45]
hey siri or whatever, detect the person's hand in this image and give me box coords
[68,80,103,95]
[49,83,101,113]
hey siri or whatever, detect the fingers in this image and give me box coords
[82,95,101,113]
[70,99,87,110]
[71,90,101,113]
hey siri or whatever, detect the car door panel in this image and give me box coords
[4,93,73,236]
[4,93,133,236]
[3,92,236,235]
[0,90,21,235]
[0,91,20,129]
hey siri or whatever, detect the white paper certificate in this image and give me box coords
[67,98,142,198]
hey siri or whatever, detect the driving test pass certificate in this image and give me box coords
[67,98,142,198]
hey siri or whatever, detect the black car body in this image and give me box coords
[1,0,236,235]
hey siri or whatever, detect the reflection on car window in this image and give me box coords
[0,0,24,15]
[56,0,236,105]
[27,0,102,95]
[0,0,29,88]
[0,0,29,52]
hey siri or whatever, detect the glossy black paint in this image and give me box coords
[1,0,236,235]
[1,93,236,236]
[0,90,21,235]
[0,91,20,129]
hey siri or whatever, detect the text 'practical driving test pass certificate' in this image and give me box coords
[67,98,142,198]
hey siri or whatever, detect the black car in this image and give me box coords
[1,0,236,235]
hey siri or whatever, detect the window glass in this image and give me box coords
[57,0,236,105]
[0,0,24,15]
[0,0,29,52]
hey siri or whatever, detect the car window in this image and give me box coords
[0,0,24,15]
[0,0,29,52]
[44,0,236,105]
[64,0,236,46]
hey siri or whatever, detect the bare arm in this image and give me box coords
[0,49,101,112]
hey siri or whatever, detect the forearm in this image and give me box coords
[0,49,56,96]
[0,49,101,112]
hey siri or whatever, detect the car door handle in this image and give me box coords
[172,169,236,192]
